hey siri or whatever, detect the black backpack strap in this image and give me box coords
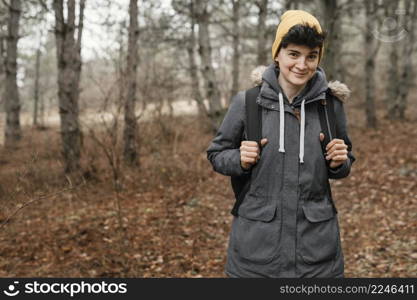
[230,85,261,217]
[318,89,337,155]
[318,88,339,214]
[230,174,251,216]
[245,85,262,145]
[326,89,338,138]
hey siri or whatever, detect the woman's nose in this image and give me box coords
[296,58,307,70]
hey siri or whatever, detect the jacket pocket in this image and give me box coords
[299,203,338,265]
[237,194,276,221]
[232,213,281,264]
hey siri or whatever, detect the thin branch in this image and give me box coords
[1,0,11,10]
[0,185,85,230]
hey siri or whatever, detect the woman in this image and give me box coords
[206,10,355,278]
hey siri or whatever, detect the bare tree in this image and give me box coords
[32,3,48,127]
[387,0,417,120]
[53,0,86,172]
[170,0,220,133]
[193,0,242,105]
[33,47,41,126]
[184,1,206,116]
[364,0,380,128]
[231,0,240,98]
[384,0,400,115]
[320,0,344,81]
[0,2,7,110]
[123,0,140,165]
[194,0,223,118]
[255,0,268,65]
[3,0,22,147]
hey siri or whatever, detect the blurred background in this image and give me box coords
[0,0,415,277]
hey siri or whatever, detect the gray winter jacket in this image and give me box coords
[206,64,355,278]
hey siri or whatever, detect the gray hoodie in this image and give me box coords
[206,63,355,278]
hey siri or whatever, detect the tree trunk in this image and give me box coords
[231,0,240,99]
[117,21,126,112]
[39,94,45,127]
[74,0,85,96]
[320,0,343,81]
[123,0,139,165]
[393,0,417,120]
[364,0,379,128]
[384,0,401,119]
[33,48,41,126]
[256,0,268,65]
[53,0,85,173]
[385,41,400,115]
[186,1,206,117]
[195,0,223,117]
[4,0,22,147]
[0,12,5,113]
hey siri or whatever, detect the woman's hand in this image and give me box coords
[320,133,348,169]
[240,138,268,170]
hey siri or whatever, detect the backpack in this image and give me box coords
[230,86,339,217]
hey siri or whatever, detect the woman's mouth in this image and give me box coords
[292,71,307,76]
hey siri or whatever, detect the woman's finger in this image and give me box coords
[331,154,348,161]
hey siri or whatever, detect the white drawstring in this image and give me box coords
[278,94,305,163]
[278,93,285,153]
[299,99,306,164]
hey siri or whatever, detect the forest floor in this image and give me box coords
[0,112,416,277]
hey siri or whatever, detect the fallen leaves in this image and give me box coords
[0,116,415,277]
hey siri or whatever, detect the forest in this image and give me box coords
[0,0,416,277]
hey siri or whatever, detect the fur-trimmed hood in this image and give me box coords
[250,65,350,102]
[327,80,350,102]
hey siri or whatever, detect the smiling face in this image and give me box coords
[275,43,320,88]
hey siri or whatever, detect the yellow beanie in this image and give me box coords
[271,10,324,62]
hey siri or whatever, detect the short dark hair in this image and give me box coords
[278,23,326,52]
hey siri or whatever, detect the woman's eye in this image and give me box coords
[289,52,298,57]
[308,55,317,60]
